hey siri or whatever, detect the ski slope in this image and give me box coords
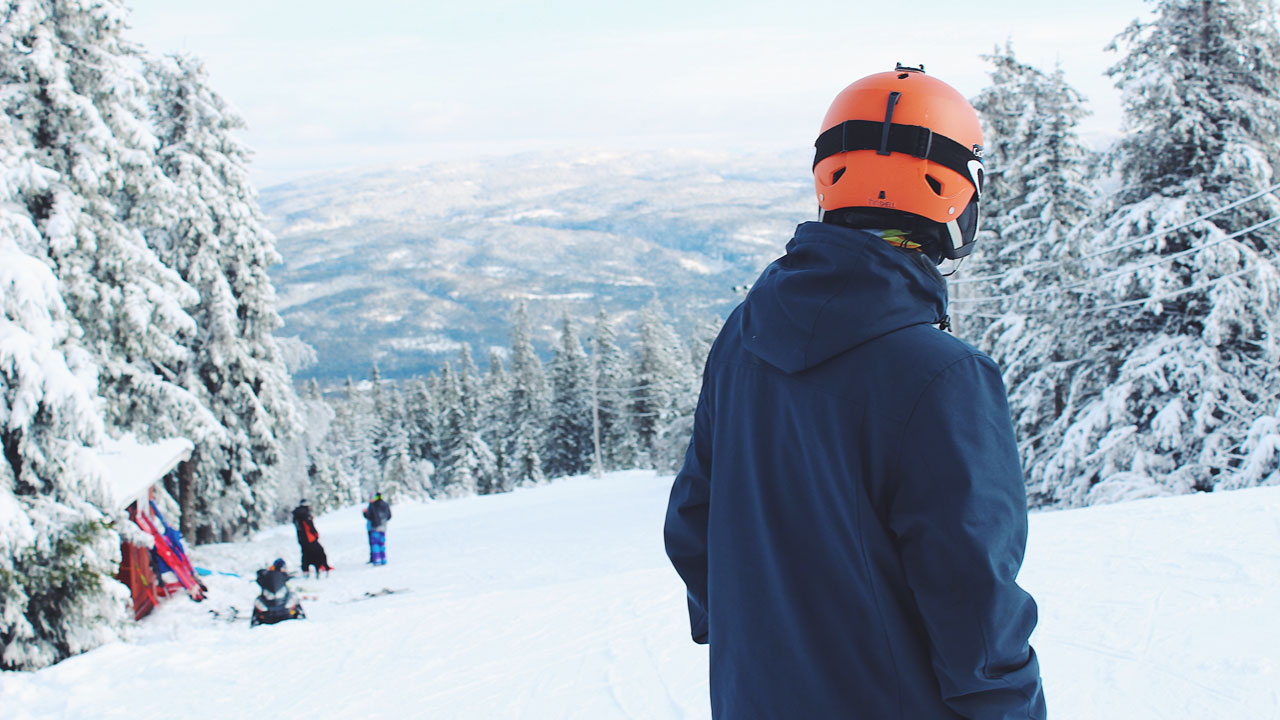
[2,472,1278,719]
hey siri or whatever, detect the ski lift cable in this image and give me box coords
[1086,267,1258,314]
[1049,214,1279,297]
[950,182,1280,286]
[951,213,1280,305]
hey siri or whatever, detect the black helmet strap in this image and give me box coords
[813,118,984,197]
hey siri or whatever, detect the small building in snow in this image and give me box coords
[100,435,202,619]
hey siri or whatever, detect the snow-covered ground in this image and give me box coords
[2,472,1278,719]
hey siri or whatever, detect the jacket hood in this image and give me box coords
[740,221,948,374]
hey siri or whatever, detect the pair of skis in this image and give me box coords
[208,587,409,622]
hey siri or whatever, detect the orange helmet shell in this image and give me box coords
[814,69,983,225]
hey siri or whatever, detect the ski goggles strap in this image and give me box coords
[813,119,984,196]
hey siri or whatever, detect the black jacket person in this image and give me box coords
[664,67,1046,719]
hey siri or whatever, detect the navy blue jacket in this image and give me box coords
[664,222,1045,719]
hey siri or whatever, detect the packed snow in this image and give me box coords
[2,471,1277,719]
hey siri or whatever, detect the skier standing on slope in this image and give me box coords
[292,499,330,578]
[363,492,392,565]
[664,65,1046,719]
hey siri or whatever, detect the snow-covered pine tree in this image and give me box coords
[592,309,637,471]
[455,345,497,494]
[403,378,439,471]
[293,379,352,512]
[376,386,417,496]
[958,46,1096,344]
[957,53,1098,505]
[480,349,510,479]
[143,52,300,540]
[968,44,1042,252]
[1225,404,1280,488]
[1028,0,1280,505]
[545,314,593,479]
[504,304,548,487]
[0,3,215,525]
[0,112,126,670]
[456,345,481,442]
[368,363,392,472]
[0,2,211,412]
[659,313,722,473]
[333,376,378,497]
[435,362,497,497]
[632,305,688,470]
[686,314,721,375]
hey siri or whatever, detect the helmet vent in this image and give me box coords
[831,167,846,184]
[898,73,909,79]
[925,174,943,196]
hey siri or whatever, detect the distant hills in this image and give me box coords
[262,149,815,383]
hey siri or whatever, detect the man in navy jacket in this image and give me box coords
[664,67,1046,718]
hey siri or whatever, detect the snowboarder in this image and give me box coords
[292,499,330,578]
[363,492,391,565]
[663,65,1046,718]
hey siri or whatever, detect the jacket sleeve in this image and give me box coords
[891,354,1046,719]
[664,374,713,645]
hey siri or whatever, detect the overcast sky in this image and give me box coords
[125,1,1153,187]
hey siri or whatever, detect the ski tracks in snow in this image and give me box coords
[1023,487,1280,719]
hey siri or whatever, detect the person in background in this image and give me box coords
[292,499,330,578]
[362,492,392,565]
[256,557,290,590]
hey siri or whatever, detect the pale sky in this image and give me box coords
[125,0,1153,187]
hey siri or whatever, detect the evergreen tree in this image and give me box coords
[456,345,482,441]
[403,378,439,468]
[958,46,1097,344]
[143,53,300,540]
[376,388,413,495]
[295,379,351,511]
[957,51,1098,505]
[426,373,452,484]
[335,376,378,496]
[368,363,392,470]
[480,349,510,478]
[545,314,594,478]
[686,314,721,375]
[632,305,687,470]
[592,309,637,471]
[436,363,497,497]
[456,346,499,494]
[1027,0,1280,505]
[968,44,1043,253]
[1,112,125,669]
[504,304,548,487]
[0,0,209,472]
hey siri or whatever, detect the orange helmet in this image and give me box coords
[813,64,984,259]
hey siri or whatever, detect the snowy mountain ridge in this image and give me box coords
[261,149,814,382]
[2,472,1277,719]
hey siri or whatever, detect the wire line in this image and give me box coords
[951,183,1280,286]
[951,214,1280,305]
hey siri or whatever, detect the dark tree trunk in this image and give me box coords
[177,456,196,542]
